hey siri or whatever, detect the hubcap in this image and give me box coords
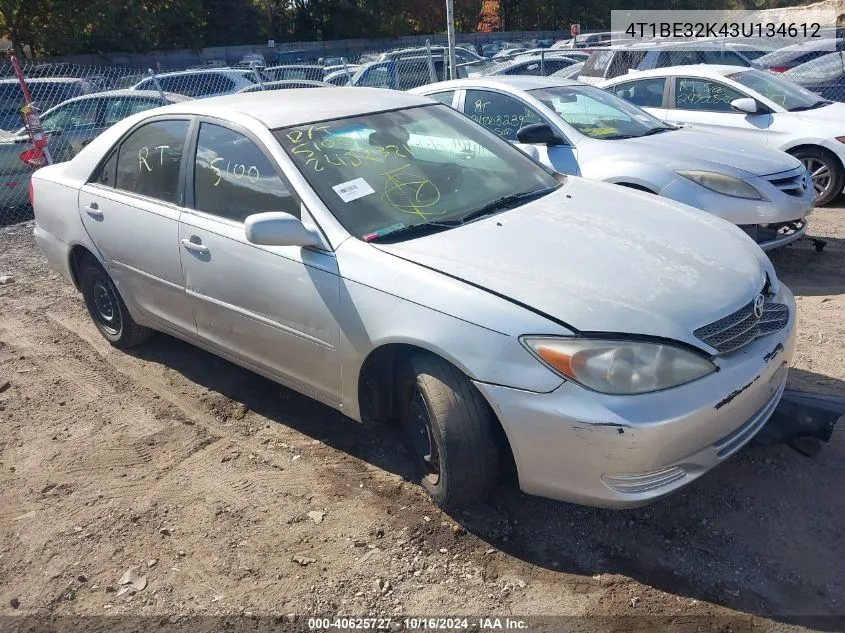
[92,277,122,336]
[409,388,440,485]
[801,157,832,199]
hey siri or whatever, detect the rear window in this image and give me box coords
[0,81,84,114]
[581,50,614,78]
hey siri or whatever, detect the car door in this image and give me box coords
[664,76,773,146]
[78,117,195,335]
[178,120,341,403]
[462,88,580,176]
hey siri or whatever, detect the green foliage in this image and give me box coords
[0,0,813,56]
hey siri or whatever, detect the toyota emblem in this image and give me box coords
[753,294,765,319]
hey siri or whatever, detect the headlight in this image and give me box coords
[677,170,762,200]
[521,337,717,395]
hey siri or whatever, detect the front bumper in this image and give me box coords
[659,168,814,250]
[475,285,797,509]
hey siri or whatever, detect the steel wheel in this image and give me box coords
[91,276,122,336]
[408,387,440,485]
[801,157,832,199]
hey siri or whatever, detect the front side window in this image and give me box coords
[530,84,670,139]
[194,123,298,223]
[115,120,189,204]
[275,104,557,241]
[354,65,390,88]
[607,78,666,109]
[674,78,745,112]
[463,89,545,141]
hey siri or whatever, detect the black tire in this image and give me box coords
[79,256,153,348]
[398,353,499,509]
[790,147,844,207]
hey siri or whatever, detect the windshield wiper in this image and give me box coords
[364,221,459,243]
[458,186,557,225]
[788,100,832,112]
[637,126,675,137]
[598,133,638,140]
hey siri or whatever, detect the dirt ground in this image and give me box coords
[0,201,843,632]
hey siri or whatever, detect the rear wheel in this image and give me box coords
[79,256,153,348]
[398,353,499,509]
[791,147,844,207]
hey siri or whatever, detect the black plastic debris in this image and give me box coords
[753,390,845,456]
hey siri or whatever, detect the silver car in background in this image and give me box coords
[31,89,795,510]
[411,76,814,250]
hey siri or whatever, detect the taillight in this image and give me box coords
[19,147,47,169]
[28,179,34,207]
[769,66,789,73]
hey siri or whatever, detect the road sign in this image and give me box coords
[570,24,581,37]
[267,39,276,48]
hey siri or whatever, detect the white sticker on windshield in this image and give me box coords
[333,177,375,203]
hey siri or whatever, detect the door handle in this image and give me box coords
[85,202,103,219]
[181,238,209,255]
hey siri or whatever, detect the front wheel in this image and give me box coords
[791,147,844,207]
[79,256,153,348]
[398,354,499,509]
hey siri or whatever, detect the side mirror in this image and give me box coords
[730,97,761,114]
[244,212,321,248]
[516,123,567,146]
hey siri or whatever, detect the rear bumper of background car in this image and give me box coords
[474,285,797,509]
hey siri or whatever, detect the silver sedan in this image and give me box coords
[32,89,795,509]
[410,76,815,251]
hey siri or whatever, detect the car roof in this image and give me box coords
[154,87,433,128]
[600,64,749,83]
[142,68,250,78]
[411,75,582,92]
[52,89,190,104]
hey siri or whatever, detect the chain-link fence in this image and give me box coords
[1,35,843,226]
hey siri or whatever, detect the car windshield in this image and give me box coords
[726,69,826,110]
[275,104,558,241]
[528,84,672,139]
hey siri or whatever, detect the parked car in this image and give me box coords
[411,76,813,250]
[30,88,795,510]
[319,56,350,67]
[0,77,95,131]
[238,53,267,68]
[132,69,258,98]
[351,57,466,90]
[602,64,845,205]
[755,38,844,73]
[483,54,580,77]
[264,65,325,82]
[782,51,845,102]
[579,41,763,86]
[0,90,188,212]
[238,80,329,93]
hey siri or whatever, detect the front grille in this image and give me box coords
[765,168,808,198]
[694,295,789,354]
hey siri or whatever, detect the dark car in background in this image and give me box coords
[783,51,845,101]
[0,77,95,131]
[755,38,845,73]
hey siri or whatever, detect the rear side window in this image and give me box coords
[91,150,118,187]
[104,98,161,126]
[115,120,189,204]
[193,123,299,223]
[608,77,666,108]
[463,89,546,141]
[428,91,456,106]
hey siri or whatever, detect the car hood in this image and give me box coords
[376,178,769,349]
[583,127,800,177]
[794,101,845,128]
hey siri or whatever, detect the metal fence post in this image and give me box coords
[147,69,167,104]
[446,0,457,80]
[250,61,266,90]
[426,39,437,83]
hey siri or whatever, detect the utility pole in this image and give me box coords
[446,0,457,79]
